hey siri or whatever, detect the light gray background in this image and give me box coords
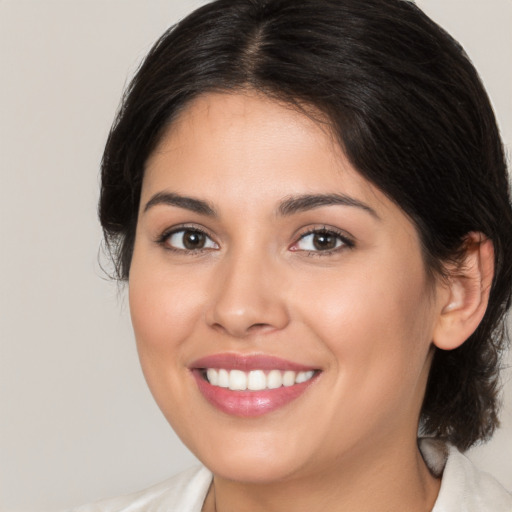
[1,1,511,511]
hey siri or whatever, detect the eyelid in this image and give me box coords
[156,224,219,252]
[154,223,354,255]
[289,225,355,253]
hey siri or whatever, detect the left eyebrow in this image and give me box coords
[143,192,217,217]
[278,193,380,219]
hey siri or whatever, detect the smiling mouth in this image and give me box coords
[201,368,317,391]
[190,354,321,417]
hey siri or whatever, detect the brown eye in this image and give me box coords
[183,230,206,249]
[292,229,351,253]
[166,229,219,251]
[312,232,338,250]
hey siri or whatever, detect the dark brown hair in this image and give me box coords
[99,0,512,450]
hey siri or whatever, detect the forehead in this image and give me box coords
[146,91,341,174]
[143,91,395,220]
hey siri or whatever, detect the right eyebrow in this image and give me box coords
[143,192,217,217]
[277,193,380,219]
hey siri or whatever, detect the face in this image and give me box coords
[129,92,445,483]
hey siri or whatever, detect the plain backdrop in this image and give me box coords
[1,1,511,511]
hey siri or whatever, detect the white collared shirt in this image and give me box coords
[72,439,512,511]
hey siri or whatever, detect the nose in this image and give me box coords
[205,250,290,338]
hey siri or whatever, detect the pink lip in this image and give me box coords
[190,353,317,372]
[190,353,320,417]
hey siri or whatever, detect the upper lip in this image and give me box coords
[190,353,318,372]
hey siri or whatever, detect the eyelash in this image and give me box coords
[156,225,355,256]
[290,226,355,257]
[156,225,218,255]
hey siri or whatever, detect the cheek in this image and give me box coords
[298,264,430,335]
[128,254,207,359]
[127,254,214,441]
[304,274,432,440]
[294,255,434,388]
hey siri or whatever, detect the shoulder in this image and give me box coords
[70,466,212,512]
[420,438,512,512]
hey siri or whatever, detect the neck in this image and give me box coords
[202,436,440,512]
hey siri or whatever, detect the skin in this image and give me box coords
[129,91,491,511]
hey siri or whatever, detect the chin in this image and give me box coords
[177,423,311,483]
[204,451,305,484]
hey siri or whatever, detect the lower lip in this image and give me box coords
[192,370,318,417]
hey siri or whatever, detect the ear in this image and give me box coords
[432,232,494,351]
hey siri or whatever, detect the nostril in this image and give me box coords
[209,321,277,337]
[247,322,276,333]
[250,323,270,329]
[205,279,291,337]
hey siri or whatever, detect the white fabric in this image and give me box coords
[72,439,512,511]
[71,466,212,512]
[420,439,512,512]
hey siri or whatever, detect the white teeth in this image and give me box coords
[247,370,267,391]
[267,369,283,389]
[282,370,296,387]
[218,369,229,388]
[229,369,247,390]
[205,368,316,390]
[296,370,314,383]
[206,368,218,386]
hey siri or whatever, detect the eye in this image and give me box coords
[163,228,219,251]
[290,228,353,253]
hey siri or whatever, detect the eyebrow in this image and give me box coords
[143,191,379,219]
[143,192,217,216]
[278,193,379,219]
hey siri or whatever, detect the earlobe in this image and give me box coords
[432,232,494,351]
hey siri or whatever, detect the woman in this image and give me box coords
[78,0,512,510]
